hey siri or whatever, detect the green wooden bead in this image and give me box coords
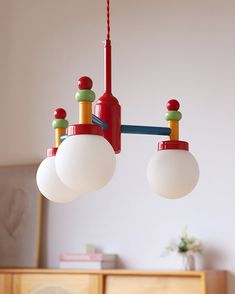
[75,90,95,102]
[52,119,69,129]
[165,110,182,121]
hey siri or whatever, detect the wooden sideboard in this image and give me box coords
[0,269,227,294]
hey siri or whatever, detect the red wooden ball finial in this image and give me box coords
[167,99,180,111]
[54,108,67,119]
[77,76,93,90]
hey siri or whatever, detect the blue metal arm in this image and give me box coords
[60,115,108,142]
[121,125,171,136]
[92,114,108,129]
[61,134,68,142]
[91,115,171,136]
[61,119,170,143]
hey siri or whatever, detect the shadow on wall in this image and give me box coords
[202,246,227,269]
[202,247,235,294]
[116,257,126,269]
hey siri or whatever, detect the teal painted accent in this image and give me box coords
[165,110,182,121]
[75,89,95,102]
[52,119,69,129]
[92,114,108,129]
[121,125,171,136]
[61,134,68,142]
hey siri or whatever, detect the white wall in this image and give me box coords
[1,0,235,292]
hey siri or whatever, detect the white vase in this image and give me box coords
[181,252,195,271]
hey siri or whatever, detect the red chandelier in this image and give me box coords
[36,0,199,203]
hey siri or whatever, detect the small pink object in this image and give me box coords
[59,253,116,262]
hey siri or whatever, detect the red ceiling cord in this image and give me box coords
[94,0,121,154]
[105,0,112,94]
[107,0,110,40]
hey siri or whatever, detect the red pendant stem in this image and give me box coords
[94,39,121,153]
[105,40,112,94]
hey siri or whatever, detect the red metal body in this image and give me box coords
[158,141,189,151]
[68,124,103,136]
[54,108,67,119]
[47,147,58,157]
[94,40,121,154]
[167,99,180,111]
[78,76,93,90]
[95,93,121,153]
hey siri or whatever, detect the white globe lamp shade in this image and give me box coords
[36,156,81,203]
[147,149,199,199]
[55,134,116,193]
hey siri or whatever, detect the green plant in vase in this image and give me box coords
[162,227,203,271]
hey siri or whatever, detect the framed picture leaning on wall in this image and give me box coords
[0,164,42,268]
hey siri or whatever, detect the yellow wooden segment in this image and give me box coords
[105,276,201,294]
[13,274,100,294]
[168,120,179,140]
[55,128,66,147]
[0,269,224,276]
[0,274,12,294]
[79,102,92,124]
[0,270,226,294]
[201,272,207,294]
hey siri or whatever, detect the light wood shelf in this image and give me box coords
[0,269,227,294]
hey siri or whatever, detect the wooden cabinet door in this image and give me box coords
[105,275,202,294]
[0,274,12,294]
[13,274,101,294]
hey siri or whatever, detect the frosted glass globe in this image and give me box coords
[55,135,116,193]
[36,157,81,203]
[147,150,199,199]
